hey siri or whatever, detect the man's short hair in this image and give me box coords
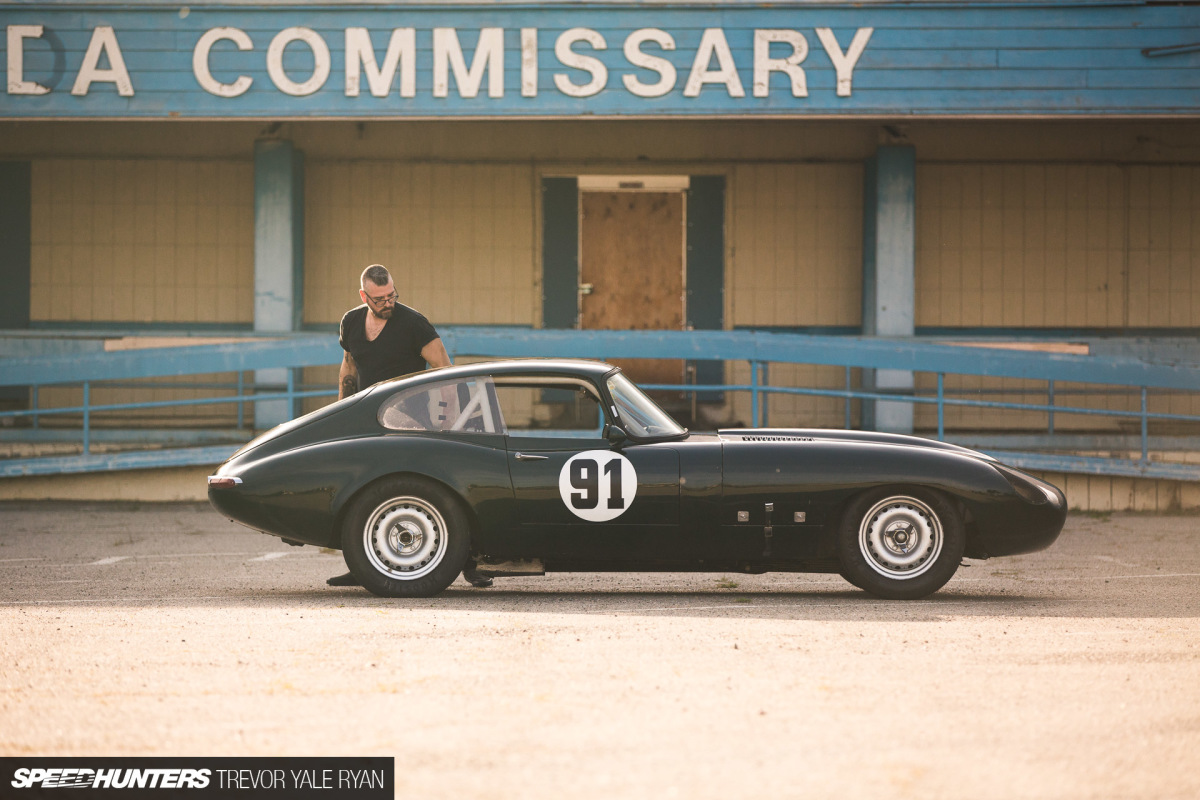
[361,264,391,290]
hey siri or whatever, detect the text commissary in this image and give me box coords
[6,24,873,100]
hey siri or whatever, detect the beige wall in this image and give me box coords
[301,162,538,414]
[30,159,254,324]
[726,163,863,428]
[914,163,1200,432]
[7,120,1200,165]
[12,126,1198,436]
[28,159,253,424]
[916,163,1200,329]
[304,162,537,327]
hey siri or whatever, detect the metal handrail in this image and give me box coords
[1,328,1198,479]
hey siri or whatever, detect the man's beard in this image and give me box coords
[371,306,394,320]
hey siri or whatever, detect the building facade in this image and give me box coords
[3,0,1199,436]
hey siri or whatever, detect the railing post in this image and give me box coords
[1141,387,1148,464]
[750,361,759,428]
[686,362,697,425]
[31,385,39,429]
[237,372,245,430]
[287,369,296,418]
[937,372,945,442]
[82,381,90,455]
[761,362,769,427]
[844,367,852,429]
[1048,379,1055,435]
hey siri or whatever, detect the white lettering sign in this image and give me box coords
[266,27,330,96]
[623,29,676,98]
[71,26,134,96]
[521,28,538,97]
[684,29,744,98]
[434,28,503,98]
[555,28,607,98]
[7,25,50,95]
[345,28,415,97]
[193,28,253,97]
[753,30,808,98]
[816,27,873,97]
[8,23,876,104]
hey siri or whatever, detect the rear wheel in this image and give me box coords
[836,487,964,600]
[341,477,470,598]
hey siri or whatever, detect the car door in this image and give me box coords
[495,378,681,562]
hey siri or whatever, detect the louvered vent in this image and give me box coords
[735,435,815,442]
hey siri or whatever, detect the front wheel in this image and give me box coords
[341,477,471,598]
[836,488,965,600]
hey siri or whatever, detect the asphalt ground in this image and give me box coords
[0,502,1198,800]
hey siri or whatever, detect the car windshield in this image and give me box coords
[606,373,686,439]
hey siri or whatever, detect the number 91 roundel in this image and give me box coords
[558,450,638,522]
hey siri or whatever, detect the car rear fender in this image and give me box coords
[331,470,483,552]
[324,435,515,549]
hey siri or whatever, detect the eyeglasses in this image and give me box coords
[366,291,398,306]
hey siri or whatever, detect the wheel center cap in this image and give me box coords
[390,521,423,553]
[884,521,916,552]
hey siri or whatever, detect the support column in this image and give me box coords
[253,140,304,429]
[862,145,916,433]
[0,162,32,404]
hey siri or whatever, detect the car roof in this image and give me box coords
[366,358,619,394]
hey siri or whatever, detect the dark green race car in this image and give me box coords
[208,359,1066,600]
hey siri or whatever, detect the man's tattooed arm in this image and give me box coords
[338,352,359,400]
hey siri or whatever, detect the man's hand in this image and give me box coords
[338,352,359,400]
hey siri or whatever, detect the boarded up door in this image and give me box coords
[580,191,685,390]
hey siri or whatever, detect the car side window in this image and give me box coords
[378,377,505,434]
[493,378,604,437]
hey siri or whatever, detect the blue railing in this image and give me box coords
[1,328,1198,480]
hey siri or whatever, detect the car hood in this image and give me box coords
[717,428,996,461]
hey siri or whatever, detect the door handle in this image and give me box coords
[514,452,548,461]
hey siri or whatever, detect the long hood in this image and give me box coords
[717,428,996,461]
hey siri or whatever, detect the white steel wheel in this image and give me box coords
[363,496,448,581]
[836,487,965,600]
[858,495,943,580]
[341,477,471,598]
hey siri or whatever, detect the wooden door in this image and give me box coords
[580,191,685,391]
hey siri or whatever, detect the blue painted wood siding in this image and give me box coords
[2,3,1198,118]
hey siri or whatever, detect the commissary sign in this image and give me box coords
[8,24,872,100]
[1,3,1198,118]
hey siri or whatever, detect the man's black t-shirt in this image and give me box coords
[339,303,439,392]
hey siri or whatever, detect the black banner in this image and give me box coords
[0,758,392,799]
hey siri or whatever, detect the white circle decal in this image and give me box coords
[558,450,638,522]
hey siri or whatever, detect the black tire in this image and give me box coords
[835,486,965,600]
[340,476,471,598]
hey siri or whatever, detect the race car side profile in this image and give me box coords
[208,359,1066,600]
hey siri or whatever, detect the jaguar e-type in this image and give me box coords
[208,359,1066,599]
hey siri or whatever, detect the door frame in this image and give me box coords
[576,174,690,330]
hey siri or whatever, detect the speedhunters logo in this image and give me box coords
[11,768,211,789]
[1,759,391,798]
